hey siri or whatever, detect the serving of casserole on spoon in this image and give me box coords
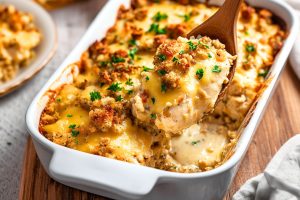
[132,0,242,134]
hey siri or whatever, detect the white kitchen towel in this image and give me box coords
[286,0,300,79]
[233,134,300,200]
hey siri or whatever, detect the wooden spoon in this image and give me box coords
[187,0,243,103]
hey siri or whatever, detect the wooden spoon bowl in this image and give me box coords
[187,0,243,104]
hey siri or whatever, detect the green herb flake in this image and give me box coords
[125,78,134,86]
[191,140,200,145]
[99,61,109,67]
[69,124,76,129]
[115,95,123,102]
[258,70,269,78]
[152,12,168,22]
[196,68,204,80]
[178,13,191,22]
[212,65,222,73]
[129,39,137,46]
[148,23,166,35]
[90,91,101,101]
[66,114,73,118]
[127,90,133,95]
[107,82,122,92]
[187,41,197,50]
[56,98,61,103]
[71,129,80,137]
[172,57,180,64]
[111,56,125,63]
[157,69,167,76]
[208,53,212,58]
[157,54,166,61]
[198,41,210,49]
[246,44,255,53]
[150,113,157,119]
[161,83,167,93]
[151,97,156,104]
[179,50,185,55]
[146,76,150,81]
[129,48,138,60]
[142,66,153,72]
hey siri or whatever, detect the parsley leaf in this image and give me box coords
[129,48,138,60]
[148,23,166,35]
[212,65,222,73]
[111,56,125,63]
[69,124,76,129]
[196,69,204,80]
[90,91,101,101]
[198,41,210,49]
[129,39,137,46]
[125,78,134,86]
[146,76,150,81]
[246,44,255,53]
[187,41,197,50]
[107,82,122,92]
[157,69,167,76]
[66,114,73,118]
[191,140,200,145]
[115,95,123,102]
[179,50,185,55]
[172,57,180,64]
[150,113,157,119]
[161,83,167,93]
[71,129,80,137]
[258,70,269,78]
[142,66,153,72]
[152,12,168,22]
[208,53,212,58]
[157,54,166,61]
[127,90,133,95]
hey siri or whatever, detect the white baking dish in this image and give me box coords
[25,0,299,199]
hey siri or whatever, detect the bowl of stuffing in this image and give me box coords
[0,0,56,96]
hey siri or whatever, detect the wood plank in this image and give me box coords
[19,64,300,200]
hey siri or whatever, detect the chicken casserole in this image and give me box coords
[39,0,286,173]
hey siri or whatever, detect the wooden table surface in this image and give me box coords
[19,64,300,200]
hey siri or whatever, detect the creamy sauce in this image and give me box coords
[171,124,228,166]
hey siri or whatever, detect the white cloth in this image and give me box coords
[233,134,300,200]
[286,0,300,79]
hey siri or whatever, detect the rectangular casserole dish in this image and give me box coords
[25,0,299,199]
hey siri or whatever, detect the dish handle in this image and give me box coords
[48,148,160,198]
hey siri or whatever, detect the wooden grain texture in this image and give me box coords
[19,64,300,200]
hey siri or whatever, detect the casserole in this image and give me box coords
[26,0,299,199]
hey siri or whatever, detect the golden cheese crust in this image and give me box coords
[0,4,41,83]
[39,0,286,173]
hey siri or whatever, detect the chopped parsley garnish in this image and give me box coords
[56,98,61,103]
[111,56,125,63]
[157,54,166,61]
[146,76,150,81]
[150,113,157,119]
[90,91,101,101]
[152,12,168,22]
[125,78,134,86]
[71,129,80,137]
[115,95,123,102]
[99,61,109,67]
[172,57,180,64]
[69,124,76,129]
[245,30,250,35]
[129,48,138,60]
[151,97,156,104]
[191,140,200,145]
[178,13,191,22]
[208,53,212,58]
[161,83,167,93]
[66,114,73,118]
[198,41,210,49]
[258,70,269,78]
[246,44,255,53]
[187,41,197,50]
[148,23,166,35]
[157,69,167,76]
[196,68,204,80]
[129,39,137,46]
[142,66,153,72]
[179,50,185,55]
[107,82,122,92]
[212,65,222,73]
[127,90,133,95]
